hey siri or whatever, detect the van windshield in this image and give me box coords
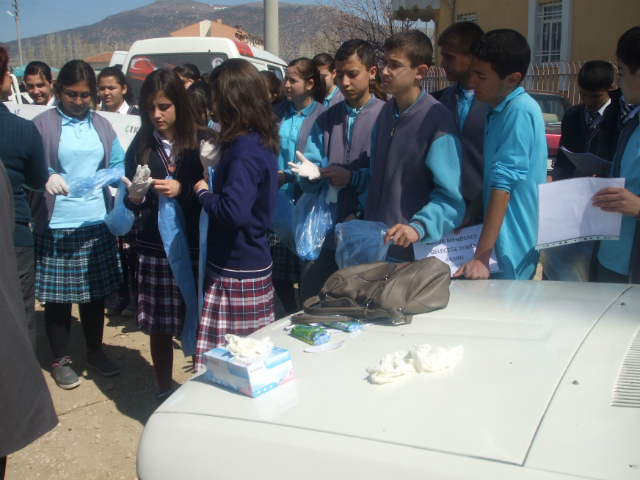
[125,52,228,100]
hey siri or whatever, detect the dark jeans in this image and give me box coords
[299,246,340,307]
[14,245,36,353]
[596,261,629,284]
[44,300,105,360]
[118,251,138,298]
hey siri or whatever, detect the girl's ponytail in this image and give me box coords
[288,58,325,104]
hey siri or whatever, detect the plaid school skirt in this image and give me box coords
[137,253,198,337]
[195,267,275,371]
[268,230,300,283]
[34,223,121,304]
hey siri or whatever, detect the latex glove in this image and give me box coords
[225,334,274,358]
[411,344,463,373]
[45,173,69,196]
[367,350,415,384]
[199,139,220,173]
[121,165,153,200]
[288,151,321,180]
[325,185,342,204]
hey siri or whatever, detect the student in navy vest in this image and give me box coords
[314,53,345,108]
[31,60,126,389]
[293,39,386,302]
[432,21,487,205]
[358,30,466,263]
[550,61,623,181]
[271,59,327,314]
[592,26,640,284]
[23,61,58,106]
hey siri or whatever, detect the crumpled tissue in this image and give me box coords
[225,334,274,358]
[367,344,463,384]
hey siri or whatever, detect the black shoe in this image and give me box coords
[86,350,120,376]
[157,390,174,407]
[105,294,129,316]
[52,357,81,390]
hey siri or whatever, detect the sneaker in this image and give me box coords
[105,294,129,316]
[157,390,174,407]
[120,298,136,318]
[52,357,81,390]
[86,350,120,376]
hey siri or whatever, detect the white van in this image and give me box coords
[109,50,129,67]
[121,37,287,100]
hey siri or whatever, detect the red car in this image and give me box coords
[526,90,572,171]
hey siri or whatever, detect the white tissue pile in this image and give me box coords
[225,334,273,358]
[367,345,463,384]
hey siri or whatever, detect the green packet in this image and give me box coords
[290,324,330,346]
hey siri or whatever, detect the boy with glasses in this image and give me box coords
[359,29,465,262]
[454,30,547,280]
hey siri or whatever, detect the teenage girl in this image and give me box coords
[296,40,386,303]
[98,67,139,115]
[23,61,57,106]
[259,70,285,105]
[194,58,279,370]
[270,58,326,313]
[313,53,345,108]
[98,66,140,318]
[31,60,125,390]
[122,68,209,405]
[174,63,201,90]
[187,80,221,132]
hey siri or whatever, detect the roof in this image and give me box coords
[83,52,114,63]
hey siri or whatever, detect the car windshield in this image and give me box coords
[125,52,228,101]
[528,92,572,127]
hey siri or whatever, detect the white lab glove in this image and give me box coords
[199,138,220,173]
[45,173,69,196]
[121,165,154,200]
[325,185,342,204]
[288,151,321,181]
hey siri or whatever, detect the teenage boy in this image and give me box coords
[361,30,465,263]
[293,39,385,302]
[23,61,57,106]
[550,61,621,180]
[454,29,547,280]
[432,21,487,203]
[592,26,640,283]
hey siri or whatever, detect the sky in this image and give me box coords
[0,0,319,43]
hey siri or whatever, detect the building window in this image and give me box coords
[536,2,562,64]
[456,12,477,23]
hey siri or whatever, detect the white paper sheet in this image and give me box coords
[559,147,611,177]
[413,224,499,276]
[536,177,624,249]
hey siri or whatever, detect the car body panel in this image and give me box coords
[137,281,639,478]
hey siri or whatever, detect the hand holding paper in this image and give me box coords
[592,187,640,218]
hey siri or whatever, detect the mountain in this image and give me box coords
[3,0,332,66]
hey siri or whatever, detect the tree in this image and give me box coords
[314,0,418,60]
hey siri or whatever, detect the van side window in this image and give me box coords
[268,65,284,82]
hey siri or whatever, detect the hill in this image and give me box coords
[3,0,332,66]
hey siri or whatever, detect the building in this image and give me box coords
[83,52,114,71]
[170,19,264,50]
[434,0,639,65]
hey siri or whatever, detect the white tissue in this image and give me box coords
[367,344,463,384]
[225,334,274,358]
[325,185,342,204]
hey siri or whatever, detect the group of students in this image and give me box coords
[1,24,640,406]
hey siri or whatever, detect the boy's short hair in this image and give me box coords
[335,39,376,69]
[384,29,433,67]
[470,29,530,81]
[313,53,335,72]
[437,21,485,55]
[616,26,640,73]
[577,60,615,92]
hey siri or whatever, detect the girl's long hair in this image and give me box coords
[137,68,199,165]
[288,58,325,104]
[209,58,279,154]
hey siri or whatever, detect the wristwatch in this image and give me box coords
[352,206,364,219]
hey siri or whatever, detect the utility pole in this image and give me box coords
[8,1,24,66]
[264,0,278,57]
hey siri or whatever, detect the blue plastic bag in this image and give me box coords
[335,220,390,269]
[104,182,135,236]
[198,167,214,317]
[270,190,296,253]
[158,177,199,357]
[68,167,124,198]
[294,181,337,261]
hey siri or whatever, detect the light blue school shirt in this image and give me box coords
[49,108,125,229]
[458,83,475,133]
[278,100,316,199]
[301,96,376,195]
[324,86,339,108]
[359,89,465,244]
[598,118,640,276]
[483,87,547,280]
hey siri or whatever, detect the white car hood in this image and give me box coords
[156,280,633,467]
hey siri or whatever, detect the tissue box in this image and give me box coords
[203,347,294,398]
